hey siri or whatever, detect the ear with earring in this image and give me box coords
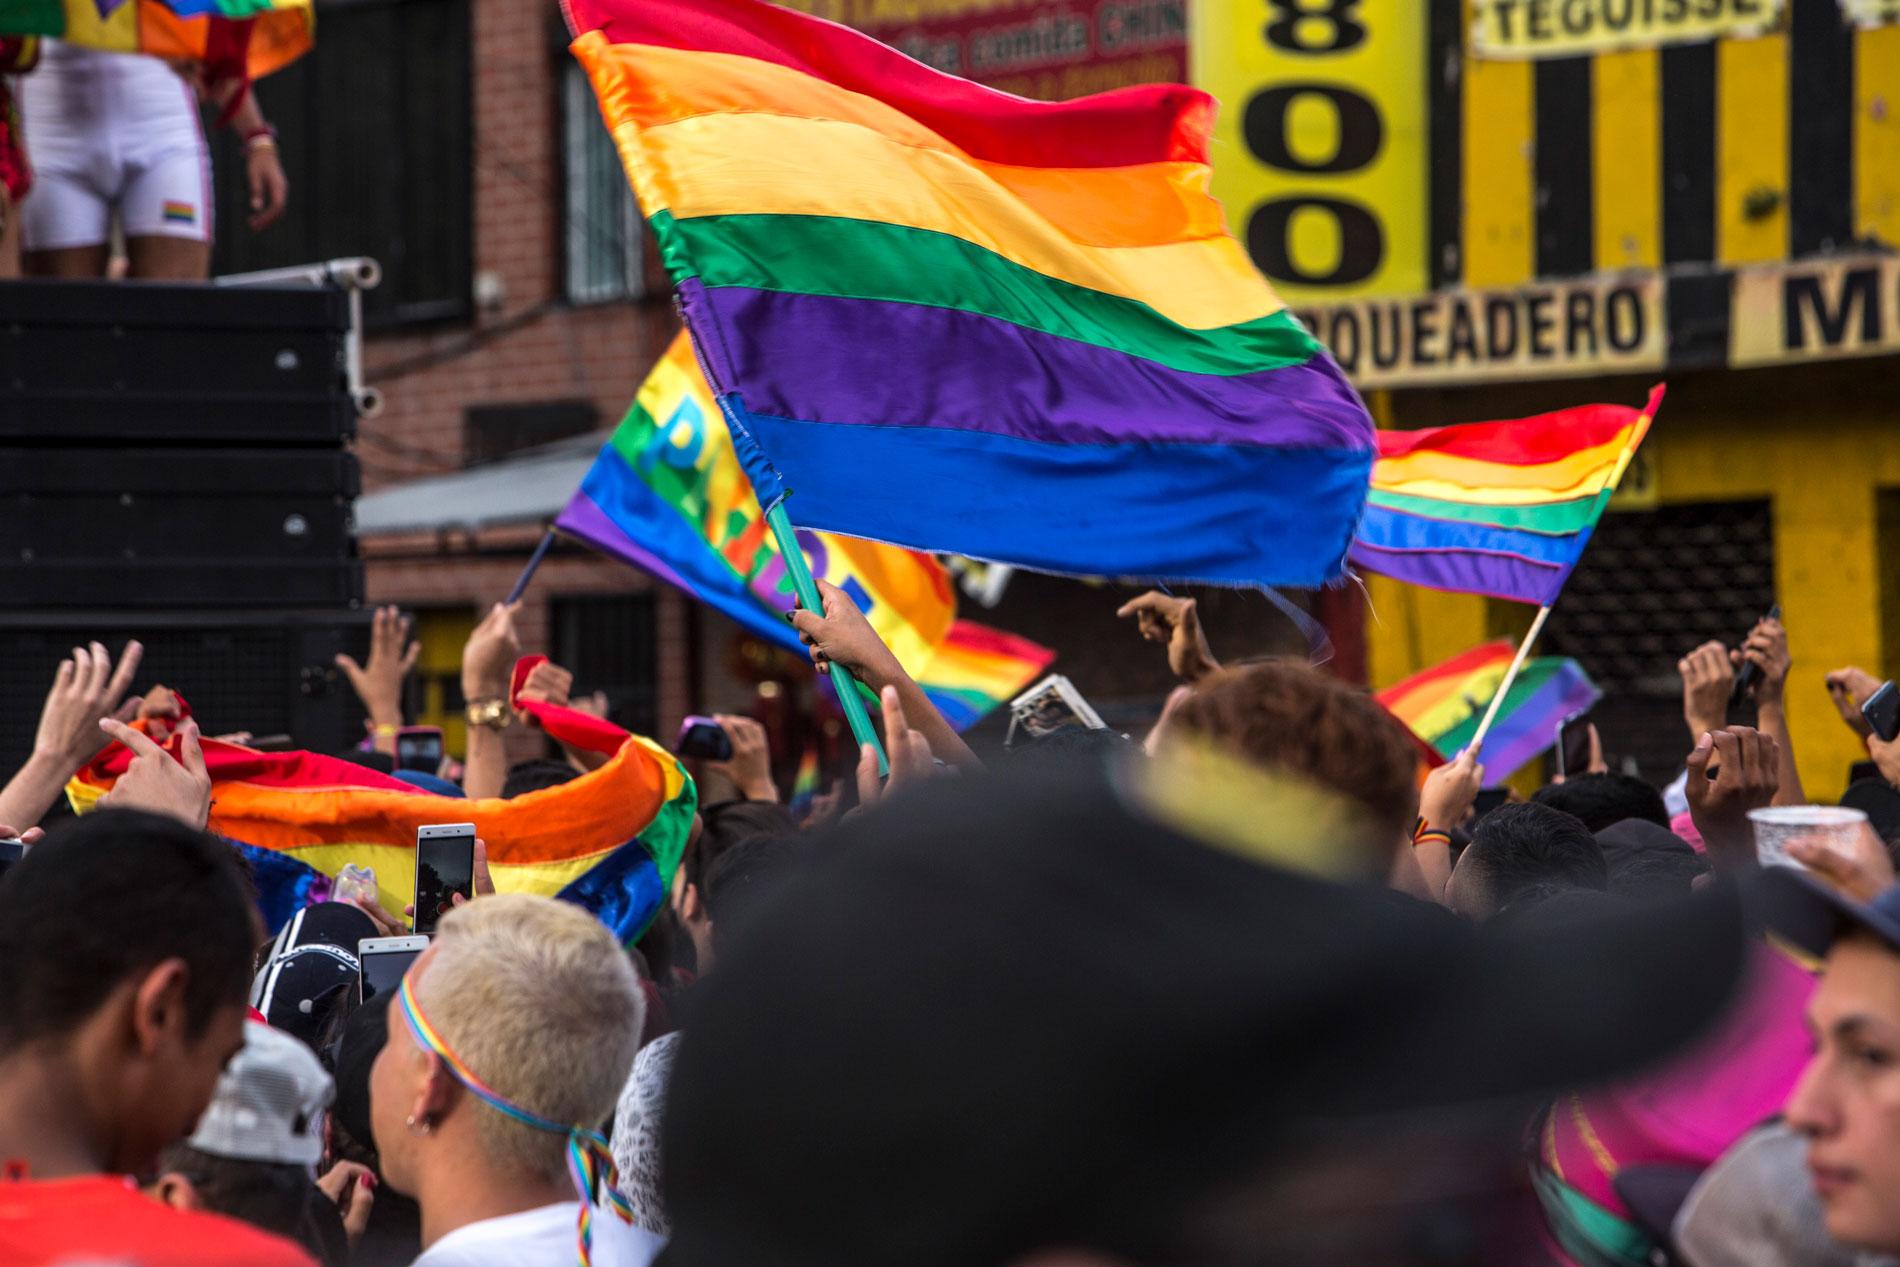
[406,1114,433,1135]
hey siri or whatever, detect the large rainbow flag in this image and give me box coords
[562,0,1374,588]
[0,0,312,80]
[558,332,1053,729]
[69,671,695,941]
[1378,642,1600,782]
[1350,386,1662,606]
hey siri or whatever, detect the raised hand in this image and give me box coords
[1733,617,1791,706]
[855,686,937,809]
[1788,822,1897,904]
[1685,725,1780,869]
[789,580,903,688]
[1419,748,1484,832]
[1116,590,1220,683]
[462,601,523,699]
[97,718,213,830]
[708,714,778,803]
[34,641,144,774]
[1679,641,1734,741]
[1825,666,1883,738]
[335,607,420,749]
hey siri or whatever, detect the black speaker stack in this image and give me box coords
[0,279,369,766]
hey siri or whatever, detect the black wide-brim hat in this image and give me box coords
[658,751,1754,1267]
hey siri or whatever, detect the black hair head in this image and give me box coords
[501,759,580,799]
[685,800,796,894]
[157,1144,349,1267]
[1464,802,1609,914]
[0,809,256,1053]
[1530,774,1668,833]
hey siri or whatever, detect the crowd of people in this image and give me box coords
[2,583,1900,1266]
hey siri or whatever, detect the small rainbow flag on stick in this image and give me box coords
[1350,386,1662,607]
[558,333,1053,730]
[1377,642,1600,784]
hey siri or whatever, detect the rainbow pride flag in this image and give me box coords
[0,0,312,80]
[70,676,695,941]
[1351,386,1662,606]
[1378,642,1600,782]
[562,0,1373,587]
[558,332,1052,729]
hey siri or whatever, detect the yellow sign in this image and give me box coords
[1194,0,1427,302]
[1730,253,1900,367]
[1471,0,1783,58]
[1289,274,1665,388]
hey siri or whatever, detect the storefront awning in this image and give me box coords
[354,433,604,538]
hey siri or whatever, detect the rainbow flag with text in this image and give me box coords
[558,333,1052,729]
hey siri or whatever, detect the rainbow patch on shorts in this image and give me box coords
[161,201,196,224]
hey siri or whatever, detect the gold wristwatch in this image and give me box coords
[465,697,508,731]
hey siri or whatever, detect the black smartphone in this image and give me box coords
[0,838,26,881]
[1864,681,1900,744]
[1555,710,1594,779]
[1471,788,1509,820]
[675,715,733,761]
[413,822,477,935]
[358,936,429,1002]
[395,726,445,773]
[1732,603,1783,705]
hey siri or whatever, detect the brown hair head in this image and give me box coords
[1161,661,1420,848]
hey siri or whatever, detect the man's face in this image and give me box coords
[119,1000,246,1176]
[1787,934,1900,1252]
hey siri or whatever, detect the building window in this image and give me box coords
[550,595,658,737]
[211,0,474,327]
[561,60,646,305]
[464,400,599,466]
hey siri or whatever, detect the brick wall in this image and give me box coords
[355,0,690,749]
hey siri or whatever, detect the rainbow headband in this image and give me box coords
[397,974,635,1266]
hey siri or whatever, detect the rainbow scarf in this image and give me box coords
[1377,642,1600,782]
[0,0,312,80]
[562,0,1373,588]
[69,664,696,941]
[1351,386,1662,606]
[398,975,633,1267]
[558,332,1053,729]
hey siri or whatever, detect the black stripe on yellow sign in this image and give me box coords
[1790,0,1854,256]
[1428,0,1464,289]
[1660,42,1716,266]
[1534,56,1592,277]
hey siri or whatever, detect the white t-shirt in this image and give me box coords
[412,1202,664,1267]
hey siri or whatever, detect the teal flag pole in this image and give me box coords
[711,386,888,775]
[763,502,888,776]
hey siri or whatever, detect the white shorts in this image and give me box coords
[16,40,212,251]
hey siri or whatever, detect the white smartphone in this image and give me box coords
[413,822,477,935]
[358,935,430,1003]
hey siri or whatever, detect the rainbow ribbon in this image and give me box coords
[397,975,634,1266]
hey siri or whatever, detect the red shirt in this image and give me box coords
[0,1174,316,1266]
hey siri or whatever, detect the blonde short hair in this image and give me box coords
[417,894,644,1183]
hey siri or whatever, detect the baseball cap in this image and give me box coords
[251,901,378,1047]
[188,1020,334,1168]
[1760,864,1900,960]
[659,750,1754,1267]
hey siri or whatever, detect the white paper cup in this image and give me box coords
[1747,805,1868,868]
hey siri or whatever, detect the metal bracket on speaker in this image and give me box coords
[216,258,383,422]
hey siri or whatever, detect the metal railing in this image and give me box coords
[216,257,384,419]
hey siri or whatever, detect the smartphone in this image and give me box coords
[675,716,733,761]
[395,726,445,773]
[1731,603,1783,705]
[413,823,477,935]
[358,935,429,1003]
[1005,675,1108,748]
[1864,681,1900,744]
[0,838,26,881]
[1471,788,1510,820]
[1555,710,1594,779]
